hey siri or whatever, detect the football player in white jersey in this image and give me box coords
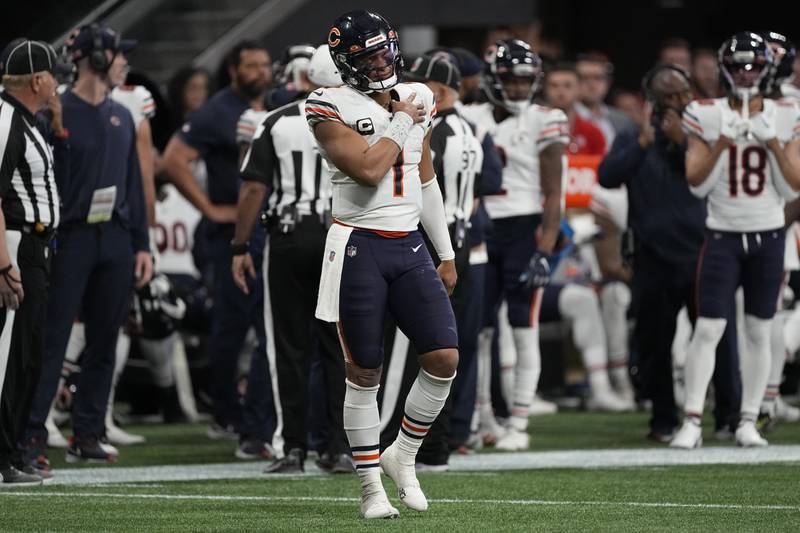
[672,32,800,449]
[460,40,567,450]
[308,10,457,519]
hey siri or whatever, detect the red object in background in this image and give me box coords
[568,114,607,156]
[565,154,602,209]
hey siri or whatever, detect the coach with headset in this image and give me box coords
[598,64,740,442]
[22,24,152,469]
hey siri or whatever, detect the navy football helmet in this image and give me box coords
[718,32,774,98]
[482,39,542,115]
[762,31,796,93]
[327,10,403,93]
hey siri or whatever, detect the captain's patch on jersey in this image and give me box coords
[356,118,375,135]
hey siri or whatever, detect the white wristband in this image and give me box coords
[381,111,414,149]
[420,178,456,261]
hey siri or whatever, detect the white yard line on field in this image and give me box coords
[30,444,800,486]
[0,491,798,512]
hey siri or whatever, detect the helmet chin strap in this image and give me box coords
[503,99,530,115]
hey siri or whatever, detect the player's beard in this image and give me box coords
[238,79,266,100]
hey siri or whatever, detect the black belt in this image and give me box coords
[7,222,56,240]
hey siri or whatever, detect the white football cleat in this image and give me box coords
[478,406,507,445]
[45,415,69,449]
[775,397,800,423]
[530,395,558,415]
[494,427,530,451]
[669,419,702,449]
[360,482,399,519]
[106,422,146,446]
[587,390,635,412]
[735,421,768,448]
[380,443,428,512]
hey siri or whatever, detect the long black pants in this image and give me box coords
[266,216,347,456]
[631,244,741,433]
[0,229,50,468]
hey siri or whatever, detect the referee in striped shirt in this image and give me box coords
[0,40,60,485]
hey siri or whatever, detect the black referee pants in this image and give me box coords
[266,216,347,457]
[0,230,50,469]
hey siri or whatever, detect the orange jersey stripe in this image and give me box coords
[305,107,342,120]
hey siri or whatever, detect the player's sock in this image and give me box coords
[509,327,541,431]
[343,379,382,488]
[475,327,495,417]
[395,369,455,460]
[560,285,612,393]
[783,306,800,356]
[600,282,631,364]
[741,315,772,421]
[761,314,786,414]
[683,317,727,416]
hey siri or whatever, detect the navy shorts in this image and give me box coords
[484,214,543,328]
[337,230,458,369]
[696,228,784,320]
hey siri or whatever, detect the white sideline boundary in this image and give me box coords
[11,445,800,486]
[1,491,799,512]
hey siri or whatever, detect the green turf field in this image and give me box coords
[2,412,799,531]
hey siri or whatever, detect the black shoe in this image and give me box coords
[12,461,54,483]
[316,452,354,474]
[1,466,43,486]
[756,410,776,434]
[66,436,119,464]
[235,439,275,460]
[263,448,305,474]
[646,427,676,443]
[21,436,50,473]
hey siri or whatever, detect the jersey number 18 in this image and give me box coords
[728,145,767,197]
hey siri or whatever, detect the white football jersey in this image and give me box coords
[110,85,155,132]
[683,98,800,232]
[237,108,269,145]
[306,82,436,232]
[460,102,568,219]
[154,184,202,278]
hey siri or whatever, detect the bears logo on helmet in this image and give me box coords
[326,10,403,94]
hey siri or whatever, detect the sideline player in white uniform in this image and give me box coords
[309,11,457,519]
[672,32,800,449]
[460,40,567,450]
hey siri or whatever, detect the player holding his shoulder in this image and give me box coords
[672,32,800,449]
[308,11,457,519]
[460,40,567,450]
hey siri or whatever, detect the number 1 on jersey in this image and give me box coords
[392,150,404,197]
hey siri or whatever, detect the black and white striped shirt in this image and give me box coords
[430,108,483,225]
[0,91,60,229]
[240,99,331,218]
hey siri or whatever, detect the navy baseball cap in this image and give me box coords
[2,39,58,75]
[66,24,137,62]
[405,54,461,91]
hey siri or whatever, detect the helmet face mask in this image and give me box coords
[719,32,774,98]
[483,39,542,115]
[328,10,403,94]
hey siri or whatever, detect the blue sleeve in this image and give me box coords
[478,133,503,196]
[178,105,218,157]
[126,125,149,252]
[598,128,646,189]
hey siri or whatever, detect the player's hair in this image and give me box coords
[659,37,691,54]
[1,73,35,90]
[575,52,613,76]
[224,39,267,69]
[691,47,717,62]
[546,61,578,77]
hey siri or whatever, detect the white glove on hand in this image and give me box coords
[720,108,748,141]
[748,113,777,144]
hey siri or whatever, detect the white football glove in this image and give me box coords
[748,113,777,144]
[719,108,748,141]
